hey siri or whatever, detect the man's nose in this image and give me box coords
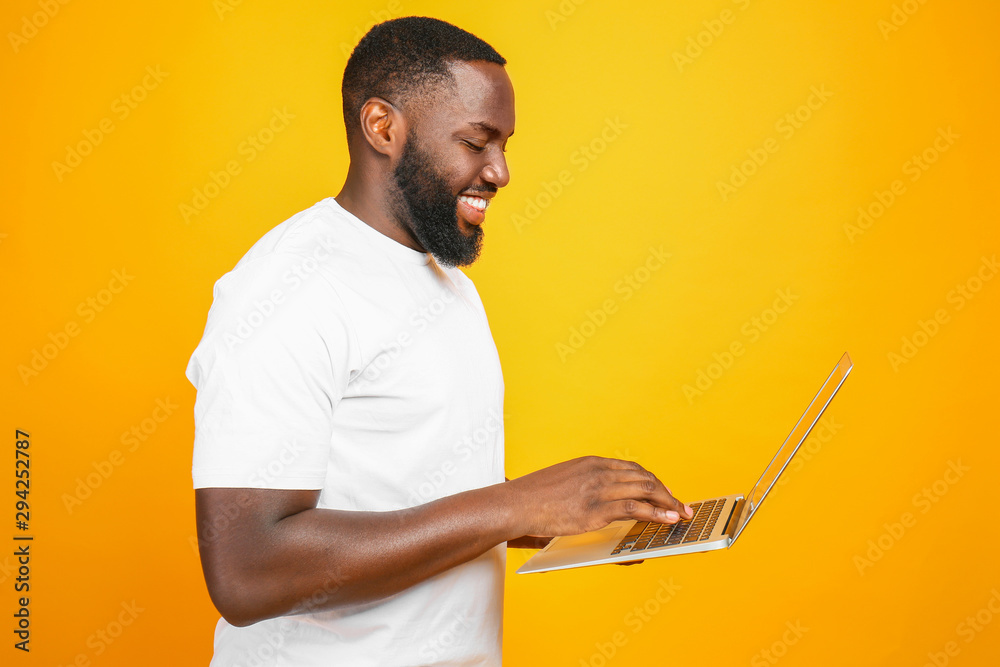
[482,151,510,189]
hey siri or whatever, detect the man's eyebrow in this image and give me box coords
[467,121,514,139]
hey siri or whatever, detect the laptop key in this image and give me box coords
[617,497,729,550]
[612,521,655,553]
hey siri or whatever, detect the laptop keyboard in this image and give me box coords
[610,498,727,555]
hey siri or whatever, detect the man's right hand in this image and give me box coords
[193,456,691,626]
[504,456,693,538]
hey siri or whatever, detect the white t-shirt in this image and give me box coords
[186,196,506,666]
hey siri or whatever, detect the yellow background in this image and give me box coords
[3,0,998,665]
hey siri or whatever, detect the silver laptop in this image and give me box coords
[516,352,853,574]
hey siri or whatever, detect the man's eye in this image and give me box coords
[463,141,486,152]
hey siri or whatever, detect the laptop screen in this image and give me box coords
[737,352,853,534]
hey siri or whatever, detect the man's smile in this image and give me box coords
[457,194,490,226]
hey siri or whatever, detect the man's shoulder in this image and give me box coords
[235,197,355,269]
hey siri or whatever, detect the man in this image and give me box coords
[187,16,692,665]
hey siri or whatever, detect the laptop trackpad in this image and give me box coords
[518,522,633,573]
[556,524,625,549]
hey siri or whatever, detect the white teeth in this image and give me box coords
[458,195,489,211]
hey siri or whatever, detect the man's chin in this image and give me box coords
[430,247,480,268]
[457,215,482,238]
[413,217,482,267]
[430,240,482,268]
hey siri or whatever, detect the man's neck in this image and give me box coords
[335,171,425,253]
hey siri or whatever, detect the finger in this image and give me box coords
[607,468,674,495]
[628,471,693,519]
[600,466,687,511]
[606,498,687,525]
[590,459,695,519]
[606,480,692,520]
[601,457,647,472]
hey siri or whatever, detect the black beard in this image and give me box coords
[391,129,484,267]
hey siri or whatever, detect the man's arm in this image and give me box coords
[504,475,551,549]
[196,455,692,627]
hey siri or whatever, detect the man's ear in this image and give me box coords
[358,97,405,158]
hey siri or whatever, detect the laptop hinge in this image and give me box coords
[724,496,746,541]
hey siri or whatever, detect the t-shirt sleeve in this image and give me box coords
[186,252,357,489]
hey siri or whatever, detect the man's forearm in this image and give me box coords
[198,481,522,627]
[198,456,692,627]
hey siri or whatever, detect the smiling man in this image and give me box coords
[187,16,691,666]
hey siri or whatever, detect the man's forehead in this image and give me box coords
[421,60,514,136]
[465,120,513,139]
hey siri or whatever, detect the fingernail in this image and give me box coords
[684,504,693,516]
[666,510,679,521]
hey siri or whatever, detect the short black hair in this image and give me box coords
[341,16,506,144]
